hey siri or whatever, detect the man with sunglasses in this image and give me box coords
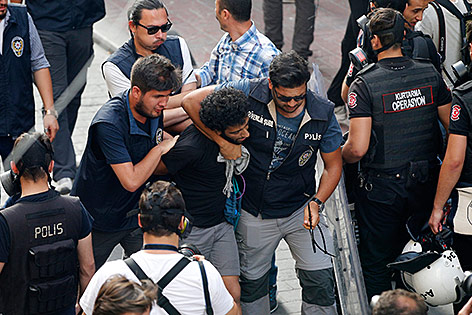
[342,8,451,299]
[182,51,343,314]
[102,0,196,134]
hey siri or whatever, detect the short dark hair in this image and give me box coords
[269,51,310,89]
[372,289,428,315]
[130,54,182,94]
[128,0,168,25]
[139,181,185,237]
[13,132,53,182]
[93,275,157,315]
[219,0,251,22]
[368,8,402,50]
[371,0,407,13]
[199,88,249,133]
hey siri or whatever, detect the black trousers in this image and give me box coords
[354,168,438,299]
[327,0,369,107]
[38,27,94,182]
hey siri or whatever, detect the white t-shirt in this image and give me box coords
[416,0,469,88]
[102,36,196,97]
[80,251,234,315]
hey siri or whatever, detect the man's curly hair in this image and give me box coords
[199,88,249,132]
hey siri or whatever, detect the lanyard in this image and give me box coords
[142,244,179,252]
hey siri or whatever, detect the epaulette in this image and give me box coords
[357,63,376,76]
[454,80,472,94]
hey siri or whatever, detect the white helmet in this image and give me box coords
[402,240,423,253]
[401,250,465,306]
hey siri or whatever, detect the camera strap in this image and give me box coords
[124,256,214,315]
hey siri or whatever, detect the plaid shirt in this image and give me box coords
[197,23,279,87]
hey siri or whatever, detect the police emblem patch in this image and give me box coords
[298,150,313,167]
[451,104,461,121]
[348,92,357,109]
[11,36,24,57]
[155,128,163,144]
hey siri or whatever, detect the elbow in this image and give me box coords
[445,159,464,173]
[121,180,141,193]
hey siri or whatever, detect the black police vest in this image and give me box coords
[0,194,83,314]
[241,79,334,218]
[0,5,34,138]
[359,60,441,169]
[106,37,184,93]
[452,81,472,183]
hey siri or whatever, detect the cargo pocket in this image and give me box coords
[28,274,77,314]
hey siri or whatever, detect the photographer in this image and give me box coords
[0,132,94,314]
[80,180,237,315]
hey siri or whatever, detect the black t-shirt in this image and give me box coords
[449,95,470,136]
[347,57,452,119]
[162,125,227,228]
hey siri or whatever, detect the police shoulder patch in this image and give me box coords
[298,149,313,167]
[451,104,461,121]
[11,36,24,57]
[348,92,357,109]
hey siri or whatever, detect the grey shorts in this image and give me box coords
[182,221,240,276]
[236,207,333,280]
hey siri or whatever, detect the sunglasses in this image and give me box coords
[136,19,172,35]
[273,88,306,103]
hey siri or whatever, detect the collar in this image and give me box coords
[227,22,257,50]
[3,8,11,27]
[125,90,160,141]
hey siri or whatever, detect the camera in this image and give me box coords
[452,60,469,86]
[178,243,201,258]
[0,170,20,196]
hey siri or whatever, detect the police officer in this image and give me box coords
[0,0,59,162]
[102,0,196,134]
[341,0,440,103]
[0,132,95,314]
[429,19,472,313]
[342,8,452,299]
[72,54,180,269]
[183,51,343,314]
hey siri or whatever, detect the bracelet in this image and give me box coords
[313,197,325,213]
[42,108,58,119]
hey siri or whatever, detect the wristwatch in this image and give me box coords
[42,108,58,119]
[313,197,325,213]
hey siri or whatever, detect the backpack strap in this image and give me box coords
[156,257,192,315]
[435,0,470,65]
[124,256,192,315]
[124,257,150,281]
[198,261,214,315]
[430,1,446,63]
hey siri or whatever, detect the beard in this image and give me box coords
[135,99,158,119]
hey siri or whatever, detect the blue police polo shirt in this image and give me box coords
[71,91,164,232]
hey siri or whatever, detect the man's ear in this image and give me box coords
[131,86,142,100]
[10,161,19,175]
[469,43,472,60]
[221,8,231,20]
[138,214,143,228]
[178,216,185,231]
[129,20,137,35]
[48,160,54,174]
[371,34,381,50]
[268,78,273,90]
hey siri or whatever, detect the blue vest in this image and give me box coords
[0,5,34,138]
[72,91,164,231]
[106,37,184,92]
[25,0,105,31]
